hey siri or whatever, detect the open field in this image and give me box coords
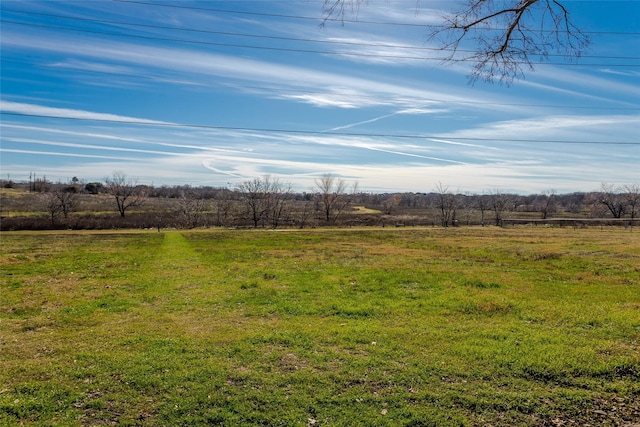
[1,227,639,426]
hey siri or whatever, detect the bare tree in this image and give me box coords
[536,189,557,219]
[322,0,589,84]
[600,183,626,219]
[489,189,511,226]
[585,191,608,218]
[42,192,62,225]
[381,194,401,215]
[42,185,77,225]
[176,188,208,229]
[475,193,491,226]
[462,192,474,225]
[297,200,314,229]
[267,178,292,229]
[236,177,269,228]
[622,184,640,222]
[432,0,589,84]
[213,188,235,227]
[236,175,291,228]
[104,171,146,217]
[315,173,352,224]
[433,182,459,227]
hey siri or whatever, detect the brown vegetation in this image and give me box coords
[1,179,638,231]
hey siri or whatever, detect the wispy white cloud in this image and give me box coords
[324,36,438,65]
[319,1,445,27]
[4,137,184,156]
[443,114,640,142]
[522,66,640,102]
[598,69,640,78]
[0,123,246,154]
[0,29,511,112]
[427,138,500,150]
[48,59,137,75]
[283,92,362,109]
[3,101,635,193]
[0,101,174,125]
[0,148,134,161]
[324,107,446,131]
[2,134,633,194]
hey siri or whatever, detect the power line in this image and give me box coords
[112,0,640,36]
[2,111,638,146]
[3,58,639,112]
[3,8,639,61]
[3,19,638,67]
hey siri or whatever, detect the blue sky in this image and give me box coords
[1,0,638,194]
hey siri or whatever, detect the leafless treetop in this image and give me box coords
[322,0,590,84]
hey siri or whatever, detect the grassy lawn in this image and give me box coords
[1,227,639,426]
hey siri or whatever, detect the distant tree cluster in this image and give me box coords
[235,175,292,228]
[1,172,638,231]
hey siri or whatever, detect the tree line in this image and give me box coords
[1,172,638,231]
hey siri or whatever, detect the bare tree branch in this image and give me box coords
[321,0,363,27]
[430,0,590,84]
[321,0,590,84]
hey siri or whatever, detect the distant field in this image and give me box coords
[1,227,639,426]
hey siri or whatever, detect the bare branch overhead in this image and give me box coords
[322,0,590,84]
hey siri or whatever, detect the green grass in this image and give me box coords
[1,227,639,426]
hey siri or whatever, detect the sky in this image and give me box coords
[1,0,639,194]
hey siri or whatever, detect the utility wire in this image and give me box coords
[3,19,638,67]
[2,111,638,146]
[112,0,640,36]
[3,8,639,61]
[3,58,639,112]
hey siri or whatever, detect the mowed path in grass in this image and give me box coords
[141,231,281,342]
[155,231,202,275]
[148,231,209,299]
[131,231,238,338]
